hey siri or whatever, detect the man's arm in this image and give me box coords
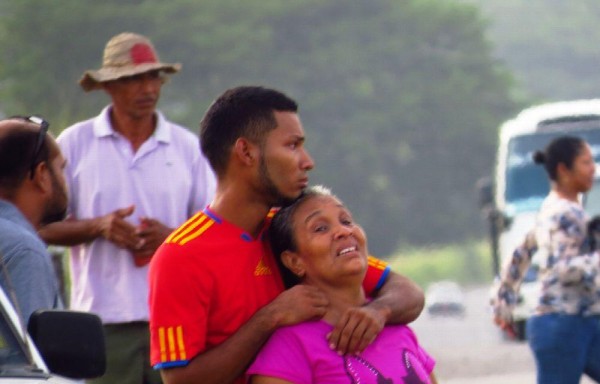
[327,270,424,354]
[38,206,141,250]
[160,285,328,384]
[368,270,425,323]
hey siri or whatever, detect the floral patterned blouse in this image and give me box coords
[494,192,600,322]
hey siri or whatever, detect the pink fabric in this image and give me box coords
[247,320,435,384]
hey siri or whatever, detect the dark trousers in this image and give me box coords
[88,321,162,384]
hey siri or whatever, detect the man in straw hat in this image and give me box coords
[40,32,215,384]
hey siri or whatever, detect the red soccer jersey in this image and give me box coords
[148,208,390,377]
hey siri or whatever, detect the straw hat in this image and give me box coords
[79,32,181,92]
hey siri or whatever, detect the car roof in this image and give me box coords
[500,99,600,141]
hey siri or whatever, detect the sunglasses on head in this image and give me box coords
[8,115,50,179]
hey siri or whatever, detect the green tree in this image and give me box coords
[459,0,600,101]
[0,0,517,255]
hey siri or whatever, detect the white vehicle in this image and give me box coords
[425,281,466,318]
[479,99,600,340]
[584,175,600,217]
[0,285,105,382]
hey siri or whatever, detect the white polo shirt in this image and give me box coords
[58,106,215,324]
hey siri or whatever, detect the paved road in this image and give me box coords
[411,285,595,383]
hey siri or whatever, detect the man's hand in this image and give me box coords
[131,217,172,266]
[327,305,386,355]
[263,285,328,327]
[96,205,141,250]
[134,218,172,255]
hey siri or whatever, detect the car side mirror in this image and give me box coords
[27,310,106,379]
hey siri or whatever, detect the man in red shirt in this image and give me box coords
[149,86,424,384]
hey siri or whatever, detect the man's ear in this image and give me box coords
[233,138,259,166]
[281,250,306,278]
[31,161,52,194]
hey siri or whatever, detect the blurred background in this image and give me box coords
[4,1,600,381]
[4,0,600,268]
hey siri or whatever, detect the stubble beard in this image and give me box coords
[41,169,68,226]
[258,155,298,208]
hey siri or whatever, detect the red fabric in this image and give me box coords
[149,210,283,370]
[130,43,157,64]
[148,208,389,379]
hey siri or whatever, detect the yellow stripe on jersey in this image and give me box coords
[165,211,205,243]
[168,327,176,361]
[367,256,388,271]
[177,219,214,245]
[176,326,186,360]
[158,327,167,362]
[158,326,187,362]
[167,213,214,245]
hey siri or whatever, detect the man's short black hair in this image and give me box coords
[200,86,298,176]
[0,119,51,193]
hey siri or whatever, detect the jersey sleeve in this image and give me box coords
[246,326,312,384]
[362,256,390,295]
[148,242,212,369]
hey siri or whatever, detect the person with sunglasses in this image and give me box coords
[38,33,215,384]
[0,116,67,325]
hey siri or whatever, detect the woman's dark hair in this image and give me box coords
[268,185,333,288]
[533,135,587,181]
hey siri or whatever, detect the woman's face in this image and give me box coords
[284,195,368,287]
[563,143,595,193]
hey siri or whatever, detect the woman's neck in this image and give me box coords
[552,184,580,203]
[320,285,367,325]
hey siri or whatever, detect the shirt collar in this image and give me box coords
[93,106,172,144]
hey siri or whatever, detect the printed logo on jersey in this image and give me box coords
[157,326,187,363]
[166,212,215,246]
[254,257,273,276]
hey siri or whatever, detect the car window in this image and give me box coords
[0,301,31,367]
[584,179,600,217]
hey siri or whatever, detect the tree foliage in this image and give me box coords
[459,0,600,102]
[0,0,517,255]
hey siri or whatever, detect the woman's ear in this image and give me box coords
[281,250,306,278]
[556,162,571,182]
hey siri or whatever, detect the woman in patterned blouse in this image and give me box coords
[493,135,600,384]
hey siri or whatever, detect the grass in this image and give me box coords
[386,240,494,290]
